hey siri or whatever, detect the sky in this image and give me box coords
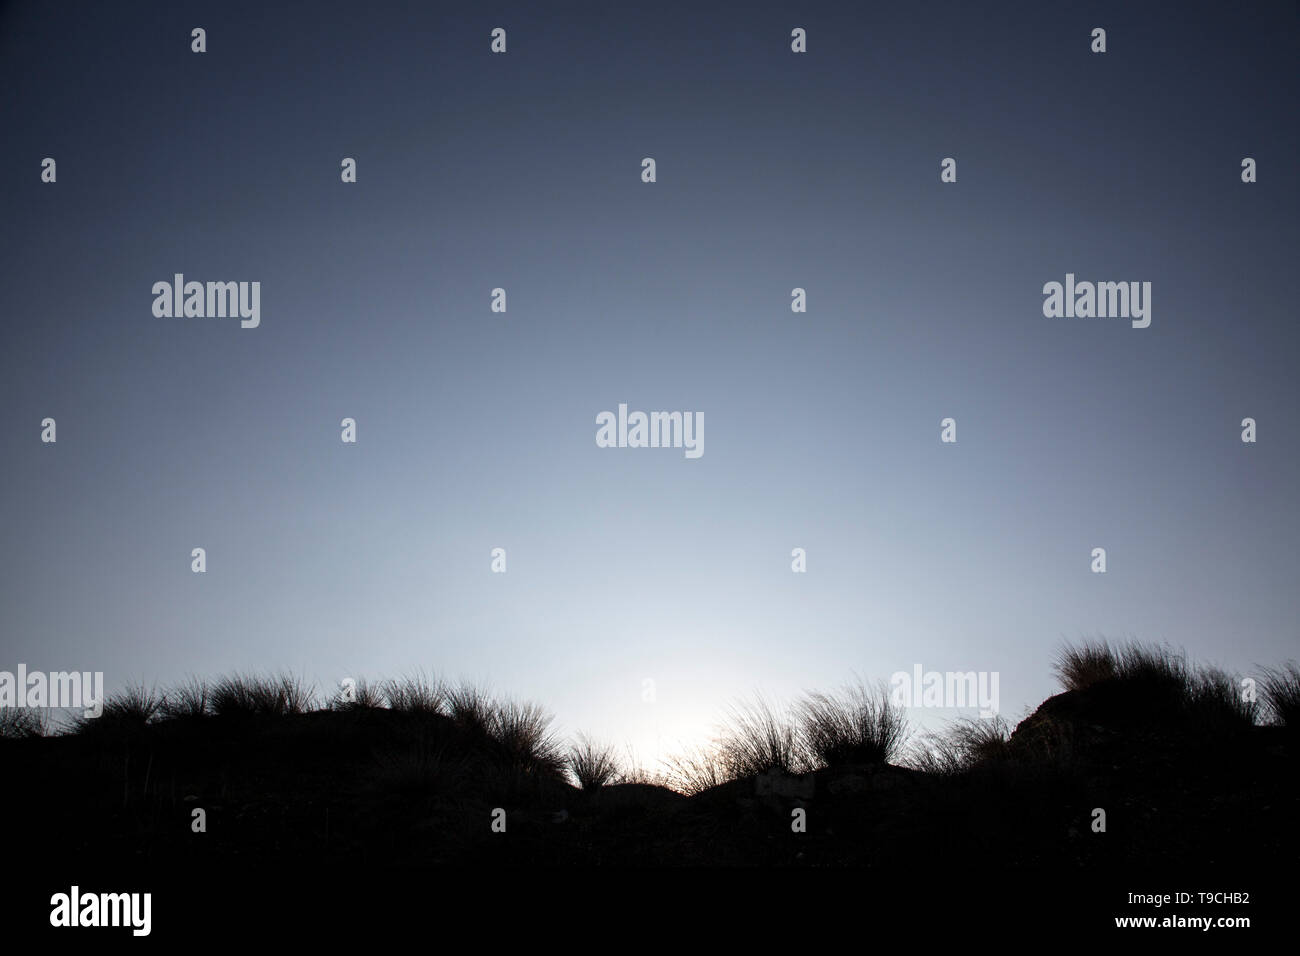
[1,0,1296,766]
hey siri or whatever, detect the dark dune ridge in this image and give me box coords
[1,643,1296,869]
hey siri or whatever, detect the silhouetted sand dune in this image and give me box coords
[1,642,1296,868]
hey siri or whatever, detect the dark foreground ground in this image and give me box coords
[2,682,1294,937]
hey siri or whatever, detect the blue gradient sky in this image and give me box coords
[2,1,1296,763]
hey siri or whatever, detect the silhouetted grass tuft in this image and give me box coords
[279,674,316,713]
[1186,666,1258,732]
[799,679,909,767]
[490,699,565,775]
[108,683,161,721]
[1054,639,1189,695]
[1259,661,1300,727]
[212,673,315,717]
[660,743,731,795]
[568,734,620,790]
[70,683,159,734]
[715,694,806,777]
[1054,639,1259,735]
[908,715,1012,775]
[445,683,494,734]
[0,707,47,738]
[384,673,445,714]
[325,676,385,711]
[417,683,569,778]
[158,677,210,719]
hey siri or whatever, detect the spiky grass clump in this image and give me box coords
[0,707,47,738]
[440,683,567,777]
[1259,662,1300,727]
[715,694,806,777]
[1055,639,1259,734]
[489,699,565,775]
[278,673,316,713]
[212,673,315,717]
[660,743,731,795]
[1054,639,1189,695]
[908,715,1012,775]
[158,677,210,719]
[327,676,385,711]
[211,674,274,715]
[69,683,160,734]
[384,673,445,714]
[1053,641,1118,690]
[567,734,620,790]
[106,683,161,721]
[1112,643,1190,694]
[799,679,909,767]
[445,683,494,734]
[1185,666,1258,731]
